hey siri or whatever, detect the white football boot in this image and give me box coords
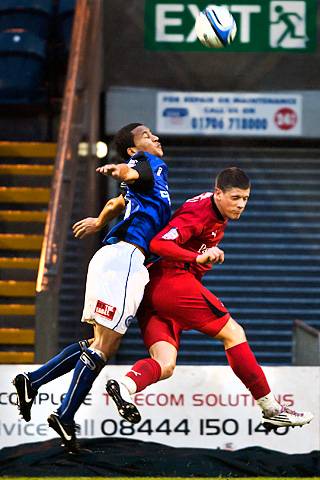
[263,404,314,430]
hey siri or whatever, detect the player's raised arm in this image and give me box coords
[96,163,139,184]
[73,194,126,239]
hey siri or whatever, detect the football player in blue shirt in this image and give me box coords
[12,123,171,453]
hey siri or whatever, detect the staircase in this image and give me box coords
[116,146,320,366]
[0,142,56,363]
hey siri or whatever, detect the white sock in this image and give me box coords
[120,376,137,395]
[256,392,281,416]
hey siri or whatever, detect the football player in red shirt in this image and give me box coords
[107,167,313,430]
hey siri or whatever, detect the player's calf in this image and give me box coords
[106,379,141,424]
[12,373,37,422]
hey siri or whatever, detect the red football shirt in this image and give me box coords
[150,192,228,280]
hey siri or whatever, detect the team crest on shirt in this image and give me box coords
[162,228,179,240]
[95,300,117,320]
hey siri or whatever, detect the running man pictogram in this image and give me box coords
[271,3,307,48]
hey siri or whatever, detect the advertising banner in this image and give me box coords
[145,0,317,52]
[0,365,318,453]
[157,91,302,136]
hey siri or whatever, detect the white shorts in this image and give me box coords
[81,241,149,334]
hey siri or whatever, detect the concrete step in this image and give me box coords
[0,234,43,251]
[0,223,45,235]
[0,187,50,204]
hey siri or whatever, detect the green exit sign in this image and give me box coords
[145,0,317,52]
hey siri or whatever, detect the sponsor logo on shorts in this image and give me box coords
[125,315,134,327]
[162,227,179,240]
[95,300,117,320]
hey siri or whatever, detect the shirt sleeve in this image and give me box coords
[150,236,198,263]
[130,153,154,192]
[119,182,127,197]
[149,211,203,262]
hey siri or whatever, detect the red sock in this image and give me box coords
[225,342,271,400]
[126,358,162,393]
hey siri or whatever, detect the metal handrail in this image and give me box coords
[37,0,89,292]
[35,0,103,362]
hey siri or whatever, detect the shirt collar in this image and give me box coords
[211,195,225,222]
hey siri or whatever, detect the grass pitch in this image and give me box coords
[6,477,319,480]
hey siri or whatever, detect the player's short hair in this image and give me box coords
[113,123,143,160]
[215,167,250,192]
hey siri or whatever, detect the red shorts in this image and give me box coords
[138,265,230,350]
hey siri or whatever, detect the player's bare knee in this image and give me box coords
[159,361,176,380]
[226,322,246,345]
[234,322,246,341]
[216,317,247,345]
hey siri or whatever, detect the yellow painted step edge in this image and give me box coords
[0,142,56,158]
[0,187,50,204]
[0,210,47,222]
[0,304,35,315]
[0,280,36,297]
[0,257,39,269]
[0,165,53,175]
[0,328,34,345]
[0,234,43,250]
[0,351,34,363]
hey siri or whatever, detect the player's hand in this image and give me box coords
[196,247,224,265]
[72,217,101,239]
[96,164,124,180]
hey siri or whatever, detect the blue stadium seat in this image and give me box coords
[0,1,53,39]
[0,31,46,101]
[57,0,75,54]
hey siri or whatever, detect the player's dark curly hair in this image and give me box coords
[216,167,250,191]
[113,123,143,160]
